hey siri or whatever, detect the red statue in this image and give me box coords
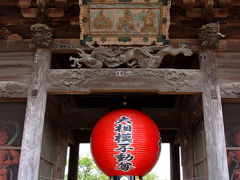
[0,130,19,180]
[227,128,240,180]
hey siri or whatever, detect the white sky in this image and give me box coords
[79,143,171,180]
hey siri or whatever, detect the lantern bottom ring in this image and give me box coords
[110,176,143,180]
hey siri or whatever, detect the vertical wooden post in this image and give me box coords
[68,144,79,180]
[18,24,52,180]
[180,127,194,179]
[170,144,180,180]
[179,97,194,180]
[199,23,229,180]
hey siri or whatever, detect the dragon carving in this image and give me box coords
[199,23,225,49]
[69,45,193,68]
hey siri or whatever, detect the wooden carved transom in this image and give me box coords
[0,81,28,97]
[69,45,193,68]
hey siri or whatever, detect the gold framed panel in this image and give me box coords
[79,0,170,45]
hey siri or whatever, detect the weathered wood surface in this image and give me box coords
[2,39,240,52]
[17,48,51,180]
[39,119,55,179]
[46,69,202,94]
[68,144,79,180]
[0,41,238,99]
[64,108,180,129]
[52,128,68,179]
[0,52,33,98]
[170,144,180,180]
[217,52,240,99]
[200,49,229,180]
[42,95,68,180]
[0,52,238,99]
[179,96,195,180]
[180,125,194,179]
[0,40,32,52]
[0,81,28,98]
[53,39,240,52]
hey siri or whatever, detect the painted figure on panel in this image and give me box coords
[0,129,19,180]
[227,127,240,180]
[93,10,112,29]
[117,10,135,31]
[141,10,157,33]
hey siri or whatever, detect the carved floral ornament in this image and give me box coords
[0,81,28,97]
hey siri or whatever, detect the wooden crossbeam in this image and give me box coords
[46,68,203,94]
[0,68,238,99]
[64,108,180,129]
[1,39,240,52]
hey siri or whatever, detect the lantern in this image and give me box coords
[91,109,161,180]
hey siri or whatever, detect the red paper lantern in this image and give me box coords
[91,109,161,177]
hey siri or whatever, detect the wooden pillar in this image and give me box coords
[180,127,194,179]
[198,23,229,180]
[179,96,195,180]
[68,144,79,180]
[18,24,52,180]
[170,144,180,180]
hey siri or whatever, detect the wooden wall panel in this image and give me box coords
[217,52,240,99]
[217,52,240,81]
[0,52,33,78]
[0,51,33,88]
[0,52,33,98]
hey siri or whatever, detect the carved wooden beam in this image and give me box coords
[0,81,28,98]
[220,82,240,98]
[1,38,240,52]
[46,69,202,94]
[185,8,229,18]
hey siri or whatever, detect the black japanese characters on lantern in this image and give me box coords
[114,116,135,172]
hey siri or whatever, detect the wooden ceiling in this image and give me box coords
[1,0,240,39]
[46,93,203,144]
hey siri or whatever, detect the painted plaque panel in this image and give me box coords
[80,0,170,45]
